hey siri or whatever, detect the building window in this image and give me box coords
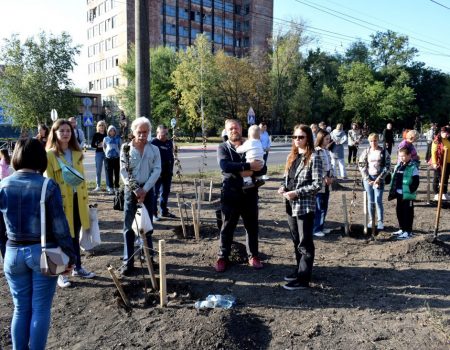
[99,21,104,35]
[214,33,222,44]
[204,14,212,25]
[113,75,120,87]
[235,21,241,31]
[244,4,250,15]
[191,28,199,38]
[224,18,233,29]
[224,1,233,13]
[179,8,188,19]
[243,36,249,47]
[235,4,242,15]
[204,0,212,7]
[214,16,222,26]
[166,23,177,35]
[243,20,249,31]
[163,4,176,17]
[192,0,201,5]
[214,0,223,9]
[112,35,118,48]
[179,26,189,37]
[224,34,233,46]
[111,15,117,29]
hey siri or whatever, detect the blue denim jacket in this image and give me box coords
[0,172,76,263]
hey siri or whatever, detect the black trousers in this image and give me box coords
[433,163,450,194]
[72,193,82,269]
[218,189,259,259]
[396,194,414,233]
[286,210,315,284]
[385,142,393,155]
[105,157,120,189]
[348,145,358,164]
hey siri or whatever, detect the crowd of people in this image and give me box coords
[0,115,449,348]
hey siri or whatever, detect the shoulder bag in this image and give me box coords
[39,178,70,276]
[56,156,84,187]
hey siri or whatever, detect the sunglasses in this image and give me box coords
[291,135,306,140]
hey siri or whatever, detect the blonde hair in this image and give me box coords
[96,120,107,132]
[368,133,379,141]
[406,130,419,141]
[248,125,260,139]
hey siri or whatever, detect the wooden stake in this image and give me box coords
[200,179,205,202]
[208,180,213,202]
[159,240,167,307]
[139,230,158,290]
[363,191,368,234]
[107,265,131,308]
[194,179,198,201]
[426,166,431,204]
[342,193,349,235]
[434,147,448,238]
[191,202,200,240]
[176,193,187,238]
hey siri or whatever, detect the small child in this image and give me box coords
[389,147,419,240]
[236,125,265,189]
[0,149,13,180]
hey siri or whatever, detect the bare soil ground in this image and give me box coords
[1,166,449,349]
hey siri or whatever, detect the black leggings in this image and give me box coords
[72,193,82,269]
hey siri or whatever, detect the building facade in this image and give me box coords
[85,0,273,99]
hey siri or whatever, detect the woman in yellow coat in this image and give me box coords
[46,119,95,288]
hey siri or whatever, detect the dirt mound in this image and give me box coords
[385,237,450,263]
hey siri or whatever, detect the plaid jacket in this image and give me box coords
[284,152,323,217]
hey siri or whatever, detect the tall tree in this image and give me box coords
[0,32,80,129]
[171,34,219,138]
[117,46,178,126]
[370,30,418,70]
[270,22,311,133]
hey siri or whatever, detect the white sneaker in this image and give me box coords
[367,222,372,229]
[72,267,95,279]
[107,187,113,194]
[443,193,449,201]
[397,232,412,240]
[322,228,332,234]
[93,186,101,192]
[313,231,325,237]
[153,215,160,222]
[58,275,71,288]
[377,222,384,230]
[392,229,403,236]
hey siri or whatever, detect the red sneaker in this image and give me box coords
[215,258,227,272]
[249,257,263,269]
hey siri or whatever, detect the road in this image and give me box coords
[82,141,428,183]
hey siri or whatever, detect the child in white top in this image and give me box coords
[236,125,265,189]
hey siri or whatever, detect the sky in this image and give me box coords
[1,0,450,90]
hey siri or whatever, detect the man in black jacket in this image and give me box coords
[215,119,266,272]
[151,125,175,219]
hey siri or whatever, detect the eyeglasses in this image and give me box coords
[291,135,306,140]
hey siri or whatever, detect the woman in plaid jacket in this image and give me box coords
[278,124,323,290]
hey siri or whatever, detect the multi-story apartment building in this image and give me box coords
[85,0,273,100]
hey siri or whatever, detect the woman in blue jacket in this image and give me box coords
[0,138,75,350]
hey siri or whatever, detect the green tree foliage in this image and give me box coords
[344,41,371,65]
[288,70,312,126]
[117,45,178,126]
[370,30,418,70]
[0,32,79,129]
[171,34,220,138]
[270,23,310,132]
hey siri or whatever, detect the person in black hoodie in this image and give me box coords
[214,119,266,273]
[151,125,175,219]
[382,123,395,155]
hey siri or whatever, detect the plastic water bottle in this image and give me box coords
[194,294,236,309]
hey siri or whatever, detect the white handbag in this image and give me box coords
[39,178,69,276]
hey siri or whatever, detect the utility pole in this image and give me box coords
[135,0,150,119]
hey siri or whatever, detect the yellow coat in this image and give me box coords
[45,150,90,237]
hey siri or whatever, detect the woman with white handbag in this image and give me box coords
[0,138,75,350]
[46,119,96,288]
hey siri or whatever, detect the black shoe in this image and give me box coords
[284,272,298,282]
[255,179,266,188]
[283,280,309,291]
[119,265,135,276]
[162,212,176,219]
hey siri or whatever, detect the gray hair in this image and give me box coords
[131,117,151,131]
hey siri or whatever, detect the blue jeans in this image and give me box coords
[123,188,154,266]
[4,243,57,350]
[313,192,329,233]
[95,151,106,188]
[363,177,384,224]
[153,174,173,216]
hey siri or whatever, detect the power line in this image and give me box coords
[430,0,450,10]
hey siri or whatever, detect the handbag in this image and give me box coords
[113,188,124,211]
[39,178,70,276]
[79,204,101,251]
[56,157,84,187]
